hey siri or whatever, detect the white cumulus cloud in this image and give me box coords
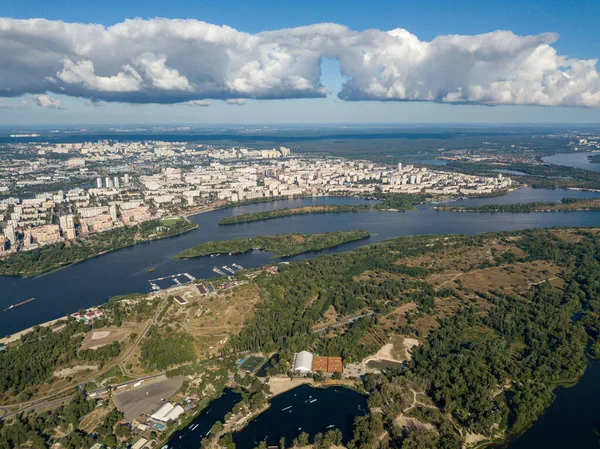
[0,18,599,107]
[185,100,211,107]
[32,94,65,109]
[225,99,246,105]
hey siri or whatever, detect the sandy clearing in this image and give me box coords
[91,330,111,340]
[267,377,313,395]
[402,338,419,361]
[464,432,487,447]
[54,365,98,378]
[394,413,434,431]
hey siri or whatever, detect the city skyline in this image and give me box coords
[1,0,600,124]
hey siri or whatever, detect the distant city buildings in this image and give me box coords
[0,140,515,256]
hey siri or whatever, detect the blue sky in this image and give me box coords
[2,0,600,125]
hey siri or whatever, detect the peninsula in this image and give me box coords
[217,204,370,225]
[174,229,371,258]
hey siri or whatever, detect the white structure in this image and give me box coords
[293,350,314,374]
[150,403,184,422]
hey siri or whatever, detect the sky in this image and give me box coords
[1,0,600,126]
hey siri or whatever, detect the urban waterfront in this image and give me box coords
[3,188,600,337]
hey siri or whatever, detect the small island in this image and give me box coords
[435,197,600,213]
[372,193,428,211]
[217,204,370,225]
[0,218,197,277]
[174,229,371,258]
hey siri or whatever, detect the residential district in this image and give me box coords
[0,141,511,256]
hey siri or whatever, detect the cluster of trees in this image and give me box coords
[0,390,96,449]
[140,327,196,370]
[175,230,371,259]
[79,341,121,367]
[0,218,196,277]
[0,321,86,395]
[372,193,428,211]
[218,204,370,225]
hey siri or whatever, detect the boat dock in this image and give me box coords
[148,273,195,291]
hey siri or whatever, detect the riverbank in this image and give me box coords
[0,316,65,344]
[218,204,370,225]
[174,230,371,259]
[0,217,197,278]
[435,197,600,213]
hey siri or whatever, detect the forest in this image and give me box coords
[227,227,600,447]
[371,193,428,211]
[218,204,370,225]
[174,230,371,258]
[0,218,196,277]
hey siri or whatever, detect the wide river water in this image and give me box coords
[2,187,600,337]
[2,187,600,448]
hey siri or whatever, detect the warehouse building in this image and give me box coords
[150,402,184,423]
[293,350,314,374]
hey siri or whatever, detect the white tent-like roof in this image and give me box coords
[151,403,174,422]
[294,350,314,374]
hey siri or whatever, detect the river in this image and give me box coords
[543,151,600,173]
[3,188,600,337]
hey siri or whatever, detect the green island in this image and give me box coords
[217,204,370,225]
[174,229,371,258]
[435,197,600,213]
[0,218,196,277]
[371,193,428,211]
[2,227,600,449]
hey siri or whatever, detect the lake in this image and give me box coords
[3,188,600,337]
[543,151,600,173]
[231,385,367,449]
[166,389,241,449]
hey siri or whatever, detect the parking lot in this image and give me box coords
[113,375,183,421]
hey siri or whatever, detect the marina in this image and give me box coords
[148,273,195,291]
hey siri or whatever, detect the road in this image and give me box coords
[312,311,374,334]
[0,297,169,421]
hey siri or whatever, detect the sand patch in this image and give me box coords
[91,331,111,340]
[394,413,434,431]
[402,338,419,361]
[54,365,98,378]
[267,377,313,396]
[464,432,487,447]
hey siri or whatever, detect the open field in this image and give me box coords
[113,375,183,421]
[82,324,143,350]
[163,282,261,359]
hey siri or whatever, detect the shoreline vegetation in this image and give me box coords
[174,229,371,258]
[435,197,600,213]
[0,218,196,278]
[217,204,370,225]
